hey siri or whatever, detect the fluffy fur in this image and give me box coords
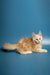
[2,31,48,54]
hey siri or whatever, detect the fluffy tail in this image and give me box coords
[2,43,17,50]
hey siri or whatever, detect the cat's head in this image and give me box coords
[32,31,42,44]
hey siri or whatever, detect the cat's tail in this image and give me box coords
[2,43,17,50]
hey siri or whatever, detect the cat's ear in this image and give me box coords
[32,33,36,37]
[39,31,42,36]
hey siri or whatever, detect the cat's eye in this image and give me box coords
[36,39,38,40]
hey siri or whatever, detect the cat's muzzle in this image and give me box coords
[35,41,40,44]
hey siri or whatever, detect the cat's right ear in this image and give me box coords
[32,33,36,37]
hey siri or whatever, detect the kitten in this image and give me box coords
[2,31,48,54]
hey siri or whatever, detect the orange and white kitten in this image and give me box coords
[2,31,48,54]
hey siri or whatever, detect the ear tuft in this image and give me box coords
[39,31,42,36]
[32,33,36,37]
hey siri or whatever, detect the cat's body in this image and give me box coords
[2,31,48,54]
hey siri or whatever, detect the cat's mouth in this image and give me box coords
[35,41,40,44]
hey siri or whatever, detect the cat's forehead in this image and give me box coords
[36,34,42,38]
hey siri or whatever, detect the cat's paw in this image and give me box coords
[43,49,48,53]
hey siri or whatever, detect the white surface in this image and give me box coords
[42,38,50,45]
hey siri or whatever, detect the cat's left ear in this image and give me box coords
[32,32,36,37]
[39,31,42,36]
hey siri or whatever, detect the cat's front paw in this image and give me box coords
[44,49,48,52]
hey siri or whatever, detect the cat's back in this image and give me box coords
[18,37,32,44]
[16,37,35,49]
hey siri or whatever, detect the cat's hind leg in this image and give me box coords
[20,51,32,54]
[16,49,32,54]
